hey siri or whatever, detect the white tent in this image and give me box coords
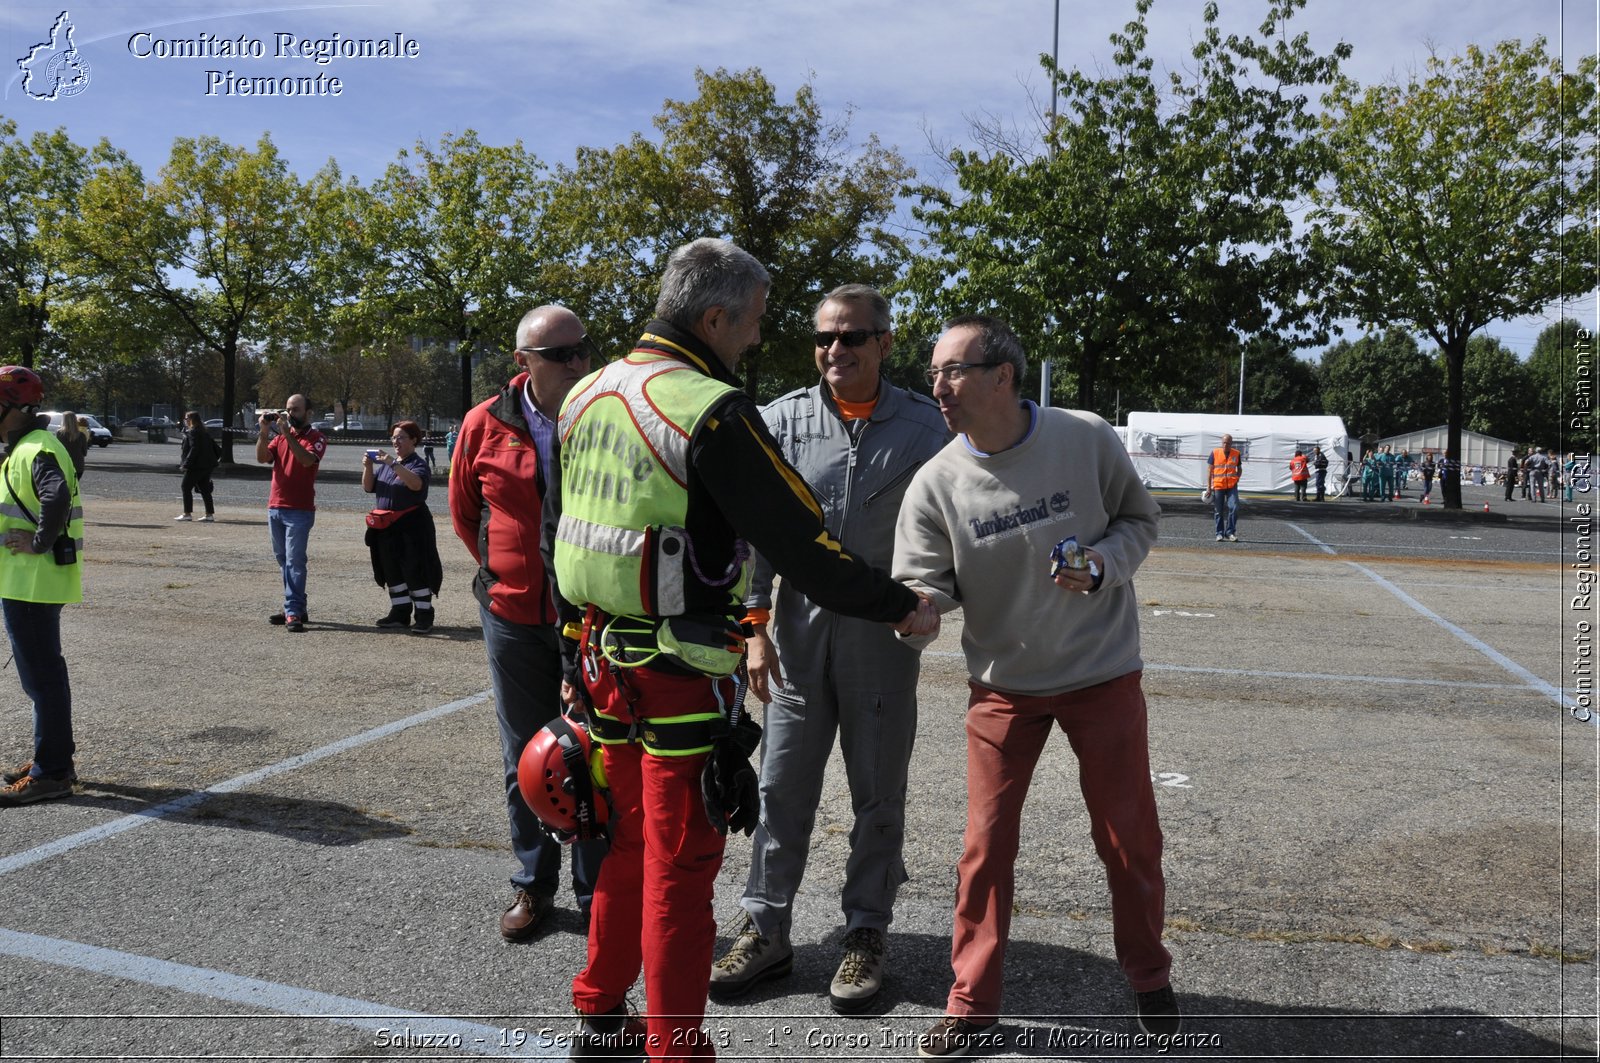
[1123,412,1352,493]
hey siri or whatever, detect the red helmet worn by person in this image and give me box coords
[517,712,610,842]
[0,366,44,408]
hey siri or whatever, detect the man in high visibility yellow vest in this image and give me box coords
[554,238,936,1062]
[0,366,84,807]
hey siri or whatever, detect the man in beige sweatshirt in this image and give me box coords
[892,315,1177,1058]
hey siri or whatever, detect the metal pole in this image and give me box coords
[1040,358,1052,408]
[1049,0,1060,152]
[1237,350,1245,417]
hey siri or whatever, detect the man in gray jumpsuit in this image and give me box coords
[709,283,950,1014]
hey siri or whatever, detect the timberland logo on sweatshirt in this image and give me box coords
[969,497,1053,540]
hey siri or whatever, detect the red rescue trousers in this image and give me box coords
[946,670,1171,1023]
[572,663,734,1063]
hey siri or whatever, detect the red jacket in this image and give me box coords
[448,374,558,626]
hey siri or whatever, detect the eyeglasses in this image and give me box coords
[814,329,886,350]
[925,361,1002,386]
[516,335,598,364]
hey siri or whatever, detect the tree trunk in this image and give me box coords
[220,336,238,465]
[1442,339,1465,510]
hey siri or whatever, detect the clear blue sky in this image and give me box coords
[4,0,1595,357]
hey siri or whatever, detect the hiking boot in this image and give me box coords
[569,1001,647,1061]
[2,761,76,785]
[917,1016,998,1058]
[376,605,412,629]
[1135,983,1182,1037]
[709,913,792,998]
[829,926,885,1014]
[0,773,73,806]
[411,610,434,633]
[500,888,552,942]
[285,615,306,633]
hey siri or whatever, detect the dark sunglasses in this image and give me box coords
[516,335,598,364]
[814,329,886,349]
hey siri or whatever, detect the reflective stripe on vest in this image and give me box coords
[1210,448,1240,490]
[554,351,746,618]
[0,431,84,604]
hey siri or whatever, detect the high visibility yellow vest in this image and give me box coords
[0,430,84,604]
[554,348,747,619]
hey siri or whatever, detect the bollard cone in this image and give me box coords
[1483,502,1490,513]
[1423,495,1430,505]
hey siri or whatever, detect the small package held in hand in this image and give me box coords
[1050,535,1087,577]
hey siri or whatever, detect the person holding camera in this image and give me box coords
[0,366,85,807]
[361,421,442,632]
[255,395,326,633]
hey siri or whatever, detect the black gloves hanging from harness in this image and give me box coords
[702,711,761,837]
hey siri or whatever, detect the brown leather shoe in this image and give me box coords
[499,888,552,942]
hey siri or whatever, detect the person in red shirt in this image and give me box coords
[255,393,326,633]
[448,305,605,942]
[1288,449,1310,502]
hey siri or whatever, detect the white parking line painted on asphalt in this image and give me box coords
[0,690,493,879]
[923,652,1538,692]
[0,928,563,1059]
[1211,522,1583,722]
[1284,521,1338,555]
[1344,560,1590,724]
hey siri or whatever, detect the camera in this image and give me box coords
[258,409,286,422]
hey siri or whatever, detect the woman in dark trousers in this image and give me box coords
[361,420,443,631]
[175,411,218,522]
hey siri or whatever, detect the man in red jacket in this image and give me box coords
[448,304,605,941]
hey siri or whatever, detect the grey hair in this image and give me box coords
[654,238,771,331]
[815,283,891,332]
[942,314,1026,391]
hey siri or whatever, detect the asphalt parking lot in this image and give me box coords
[0,442,1593,1060]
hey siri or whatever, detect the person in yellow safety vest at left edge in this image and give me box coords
[0,366,85,807]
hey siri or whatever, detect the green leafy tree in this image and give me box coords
[547,67,911,398]
[0,121,125,367]
[353,130,551,417]
[1239,334,1323,415]
[1456,334,1530,442]
[1527,318,1586,448]
[1309,39,1597,507]
[900,0,1349,419]
[1318,329,1438,441]
[59,133,326,461]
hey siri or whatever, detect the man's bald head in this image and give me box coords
[516,305,584,350]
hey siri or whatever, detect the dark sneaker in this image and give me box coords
[1135,984,1182,1036]
[376,606,411,629]
[0,773,73,806]
[569,1002,647,1061]
[918,1016,998,1058]
[710,913,792,998]
[830,926,885,1014]
[269,612,286,625]
[285,615,306,633]
[2,761,77,785]
[500,888,552,942]
[411,611,434,633]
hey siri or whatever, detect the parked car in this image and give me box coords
[310,420,335,433]
[332,419,366,432]
[43,412,113,447]
[126,416,155,430]
[204,418,224,429]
